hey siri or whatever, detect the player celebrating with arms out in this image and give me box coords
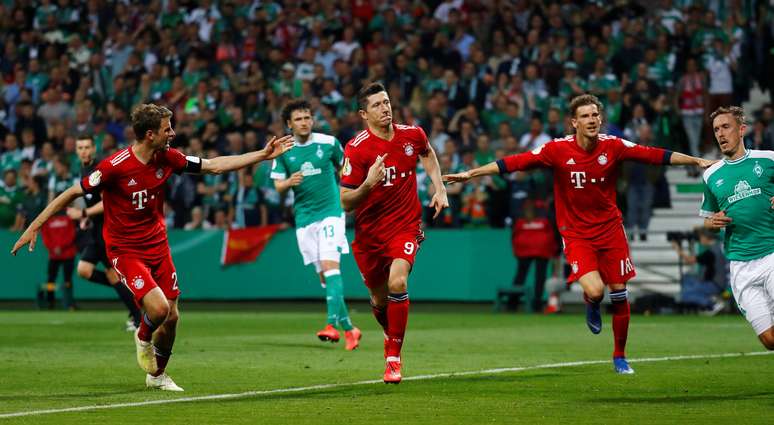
[12,104,294,391]
[340,83,448,383]
[701,106,774,350]
[444,94,713,374]
[272,99,361,350]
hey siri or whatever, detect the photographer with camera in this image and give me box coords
[670,227,728,314]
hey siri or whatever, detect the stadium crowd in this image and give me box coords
[1,0,773,235]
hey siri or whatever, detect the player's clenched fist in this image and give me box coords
[442,171,472,183]
[364,154,387,188]
[287,171,304,187]
[706,210,732,230]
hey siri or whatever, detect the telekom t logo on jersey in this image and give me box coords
[383,166,397,187]
[132,189,148,210]
[570,171,586,188]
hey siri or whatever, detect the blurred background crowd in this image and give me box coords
[1,0,773,235]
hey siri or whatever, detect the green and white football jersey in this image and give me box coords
[270,132,344,227]
[700,150,774,261]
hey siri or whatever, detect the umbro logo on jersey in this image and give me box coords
[566,158,576,165]
[128,178,137,186]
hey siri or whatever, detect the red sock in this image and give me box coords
[137,313,158,342]
[370,302,388,332]
[610,289,630,358]
[385,293,409,358]
[152,346,171,377]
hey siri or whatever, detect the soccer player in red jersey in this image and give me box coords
[12,104,293,390]
[340,83,448,383]
[444,94,714,374]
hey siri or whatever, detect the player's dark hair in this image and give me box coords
[710,106,745,126]
[76,136,95,146]
[131,104,172,141]
[357,82,387,111]
[281,99,312,124]
[569,94,604,118]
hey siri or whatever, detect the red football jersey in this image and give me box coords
[80,147,187,256]
[41,214,76,260]
[498,134,669,239]
[341,124,428,248]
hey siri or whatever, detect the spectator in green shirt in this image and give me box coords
[1,134,22,172]
[0,169,24,228]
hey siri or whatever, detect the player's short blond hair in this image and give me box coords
[710,106,745,126]
[131,104,172,141]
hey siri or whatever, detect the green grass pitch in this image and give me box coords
[0,307,771,424]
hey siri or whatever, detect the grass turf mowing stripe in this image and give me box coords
[1,350,771,419]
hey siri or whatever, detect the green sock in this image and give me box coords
[323,270,340,326]
[324,270,353,330]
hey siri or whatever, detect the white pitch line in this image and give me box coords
[1,350,771,419]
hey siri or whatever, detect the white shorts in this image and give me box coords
[295,214,349,273]
[729,251,774,335]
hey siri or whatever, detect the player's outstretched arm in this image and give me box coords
[201,135,295,175]
[668,151,716,168]
[442,162,500,183]
[419,146,449,219]
[11,183,84,255]
[340,154,386,212]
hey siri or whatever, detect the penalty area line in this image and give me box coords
[1,350,771,419]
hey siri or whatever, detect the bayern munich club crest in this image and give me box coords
[403,143,414,156]
[132,276,145,290]
[597,153,608,165]
[156,168,163,179]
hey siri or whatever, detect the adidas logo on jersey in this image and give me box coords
[128,178,138,186]
[566,158,576,165]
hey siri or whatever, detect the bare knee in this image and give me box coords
[145,301,170,324]
[76,262,93,279]
[165,308,179,327]
[585,286,605,302]
[759,329,774,350]
[388,275,408,293]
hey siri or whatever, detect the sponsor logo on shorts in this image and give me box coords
[571,261,579,274]
[132,276,145,290]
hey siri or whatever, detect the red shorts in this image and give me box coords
[110,249,179,301]
[562,225,635,285]
[352,230,424,289]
